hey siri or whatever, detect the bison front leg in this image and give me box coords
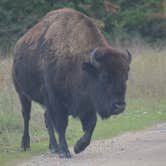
[45,102,71,158]
[44,68,71,158]
[74,111,97,154]
[45,103,71,158]
[54,112,71,158]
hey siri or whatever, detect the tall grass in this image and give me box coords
[0,44,166,165]
[112,37,166,97]
[128,45,166,97]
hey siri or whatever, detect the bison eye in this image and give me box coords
[82,62,98,77]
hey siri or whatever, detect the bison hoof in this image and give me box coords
[74,138,90,154]
[50,148,58,154]
[20,147,30,152]
[49,144,59,154]
[59,151,72,158]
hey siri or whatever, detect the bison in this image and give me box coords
[12,8,132,158]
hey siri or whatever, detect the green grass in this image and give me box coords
[0,47,166,166]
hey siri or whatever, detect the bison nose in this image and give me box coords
[114,104,125,109]
[113,102,126,113]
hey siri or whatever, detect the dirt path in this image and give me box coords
[18,123,166,166]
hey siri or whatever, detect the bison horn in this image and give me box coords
[126,49,132,64]
[90,48,101,68]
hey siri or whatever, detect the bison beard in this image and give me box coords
[12,8,132,158]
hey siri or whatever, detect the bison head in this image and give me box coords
[83,47,132,119]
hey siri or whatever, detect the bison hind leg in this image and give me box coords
[19,94,32,151]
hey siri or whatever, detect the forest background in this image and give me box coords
[0,0,166,55]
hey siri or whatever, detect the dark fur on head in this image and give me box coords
[83,46,131,118]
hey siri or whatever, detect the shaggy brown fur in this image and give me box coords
[14,8,128,91]
[15,8,108,56]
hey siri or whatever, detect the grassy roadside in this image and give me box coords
[0,46,166,165]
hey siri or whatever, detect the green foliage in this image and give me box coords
[0,0,165,55]
[109,0,165,42]
[0,0,51,51]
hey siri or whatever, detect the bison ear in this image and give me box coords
[82,62,98,77]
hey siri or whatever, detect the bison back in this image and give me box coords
[14,8,108,59]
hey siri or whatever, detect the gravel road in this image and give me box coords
[18,123,166,166]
